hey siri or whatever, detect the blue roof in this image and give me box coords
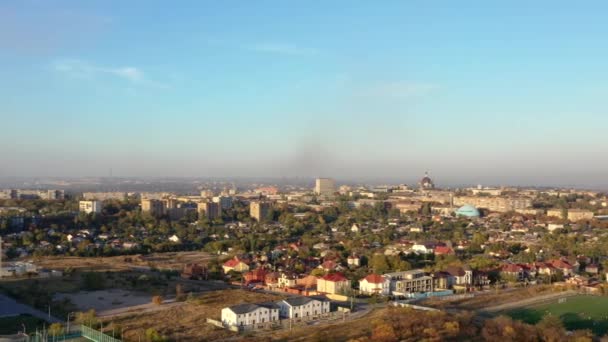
[456,204,480,217]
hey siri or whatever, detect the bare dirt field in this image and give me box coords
[32,251,216,273]
[109,289,286,342]
[55,289,151,313]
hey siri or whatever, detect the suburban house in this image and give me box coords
[222,257,250,274]
[221,302,280,327]
[277,272,298,288]
[550,259,575,276]
[411,242,437,254]
[317,273,350,295]
[445,266,473,287]
[347,254,361,267]
[501,264,526,281]
[434,246,454,256]
[277,296,330,319]
[244,268,267,284]
[359,274,385,295]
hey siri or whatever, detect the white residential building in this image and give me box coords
[79,200,102,214]
[277,297,330,319]
[383,269,432,296]
[359,274,386,295]
[221,302,279,327]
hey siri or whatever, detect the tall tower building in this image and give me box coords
[198,201,221,221]
[250,201,271,222]
[315,178,336,197]
[141,198,165,217]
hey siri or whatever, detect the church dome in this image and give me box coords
[419,172,434,189]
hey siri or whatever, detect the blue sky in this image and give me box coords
[1,1,607,187]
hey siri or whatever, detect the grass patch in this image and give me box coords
[506,295,608,336]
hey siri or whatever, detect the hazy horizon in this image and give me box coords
[2,1,607,187]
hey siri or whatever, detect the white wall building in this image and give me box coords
[277,297,330,319]
[221,303,279,327]
[79,200,102,214]
[315,178,336,197]
[359,274,386,295]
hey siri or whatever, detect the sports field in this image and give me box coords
[507,295,608,336]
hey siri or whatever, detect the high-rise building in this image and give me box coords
[198,201,221,221]
[250,201,271,222]
[212,196,233,210]
[315,178,336,196]
[79,200,102,214]
[141,198,165,217]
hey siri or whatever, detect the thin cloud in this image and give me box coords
[247,43,320,56]
[53,59,166,88]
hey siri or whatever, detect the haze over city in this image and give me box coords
[2,1,608,188]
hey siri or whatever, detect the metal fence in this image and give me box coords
[25,325,121,342]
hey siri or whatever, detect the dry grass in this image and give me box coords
[109,289,286,342]
[423,285,563,311]
[32,251,216,272]
[267,309,384,342]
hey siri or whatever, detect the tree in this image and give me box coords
[145,328,168,342]
[536,314,565,342]
[370,254,390,274]
[48,323,64,337]
[75,309,98,327]
[152,295,163,306]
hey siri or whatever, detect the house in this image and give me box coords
[445,266,473,286]
[319,260,341,272]
[244,268,267,284]
[383,270,432,296]
[584,264,599,275]
[277,296,330,319]
[347,255,361,267]
[501,264,525,281]
[222,257,250,274]
[317,273,350,295]
[278,272,298,288]
[434,246,454,256]
[221,302,279,327]
[411,242,437,254]
[351,224,361,233]
[359,274,385,295]
[550,259,575,277]
[168,234,180,243]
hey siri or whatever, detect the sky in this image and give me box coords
[1,1,607,188]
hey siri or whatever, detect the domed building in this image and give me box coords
[419,172,435,190]
[455,204,480,218]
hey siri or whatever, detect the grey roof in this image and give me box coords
[228,303,261,314]
[228,302,278,314]
[282,296,328,307]
[258,302,280,310]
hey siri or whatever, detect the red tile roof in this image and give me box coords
[363,274,384,284]
[322,272,347,282]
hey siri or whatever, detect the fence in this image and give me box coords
[81,325,122,342]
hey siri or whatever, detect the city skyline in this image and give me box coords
[2,1,608,187]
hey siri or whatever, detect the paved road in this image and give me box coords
[0,293,62,323]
